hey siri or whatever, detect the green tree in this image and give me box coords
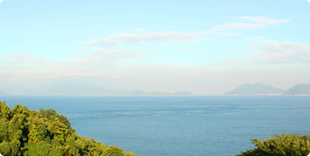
[0,101,136,156]
[235,133,310,156]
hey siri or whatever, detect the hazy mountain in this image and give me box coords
[111,90,131,95]
[130,90,146,95]
[223,82,285,95]
[23,82,124,95]
[20,82,193,96]
[128,90,192,96]
[282,84,310,96]
[0,90,7,95]
[147,91,171,96]
[172,91,193,96]
[47,83,122,95]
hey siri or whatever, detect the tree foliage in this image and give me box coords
[0,101,135,156]
[235,133,310,156]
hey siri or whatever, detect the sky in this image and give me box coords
[0,0,310,94]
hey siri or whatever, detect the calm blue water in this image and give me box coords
[0,95,309,156]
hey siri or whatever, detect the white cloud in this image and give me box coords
[0,68,9,74]
[78,17,287,51]
[231,50,240,54]
[65,73,121,79]
[0,52,47,69]
[195,51,216,54]
[0,16,293,93]
[181,47,191,51]
[83,48,156,60]
[217,23,264,29]
[123,64,198,73]
[78,29,239,49]
[1,49,155,78]
[0,0,3,3]
[241,16,288,25]
[221,58,246,66]
[173,40,198,44]
[252,41,310,64]
[77,31,200,48]
[308,0,310,3]
[19,69,29,74]
[222,50,241,54]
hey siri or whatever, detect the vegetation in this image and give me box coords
[0,101,135,156]
[235,133,310,156]
[2,100,309,156]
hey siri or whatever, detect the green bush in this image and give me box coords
[235,133,310,156]
[0,101,135,156]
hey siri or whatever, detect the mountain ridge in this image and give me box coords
[2,82,193,96]
[223,82,285,95]
[0,90,6,95]
[282,84,310,96]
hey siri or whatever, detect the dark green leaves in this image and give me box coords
[236,133,310,156]
[0,101,135,156]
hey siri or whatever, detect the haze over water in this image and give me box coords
[1,0,310,94]
[2,95,310,156]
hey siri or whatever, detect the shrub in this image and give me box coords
[235,133,310,156]
[0,101,135,156]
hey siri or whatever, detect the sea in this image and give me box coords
[0,95,309,156]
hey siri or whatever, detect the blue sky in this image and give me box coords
[0,0,310,94]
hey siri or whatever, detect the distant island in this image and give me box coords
[2,82,310,96]
[129,90,192,96]
[282,84,310,96]
[0,90,8,95]
[223,82,285,95]
[1,82,192,96]
[223,83,310,96]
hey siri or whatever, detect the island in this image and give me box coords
[129,90,192,96]
[223,82,285,95]
[4,82,193,96]
[0,91,6,95]
[282,84,310,96]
